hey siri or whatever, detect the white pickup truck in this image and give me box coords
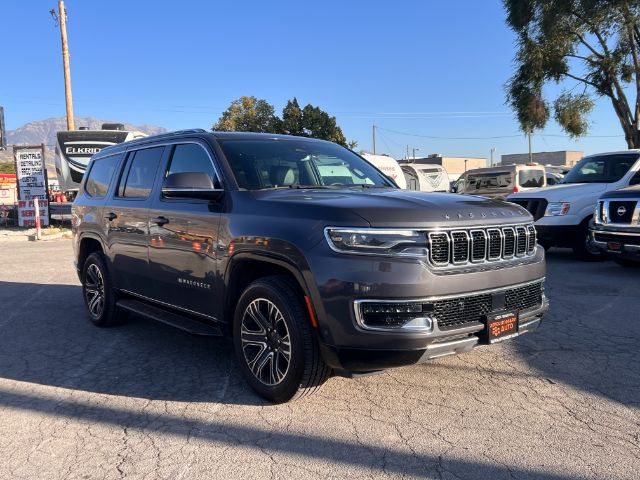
[508,150,640,260]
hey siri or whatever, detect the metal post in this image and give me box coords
[57,1,75,131]
[372,125,376,155]
[34,197,41,240]
[528,131,533,164]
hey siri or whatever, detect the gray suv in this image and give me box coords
[72,130,548,402]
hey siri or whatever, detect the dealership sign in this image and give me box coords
[13,145,49,227]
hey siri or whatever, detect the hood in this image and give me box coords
[601,185,640,199]
[253,188,532,228]
[508,182,607,202]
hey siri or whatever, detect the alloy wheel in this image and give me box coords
[84,263,105,319]
[240,298,292,386]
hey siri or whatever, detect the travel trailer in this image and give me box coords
[360,153,407,189]
[54,123,146,194]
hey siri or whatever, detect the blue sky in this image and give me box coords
[0,0,630,159]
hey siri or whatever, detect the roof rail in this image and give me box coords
[122,128,208,147]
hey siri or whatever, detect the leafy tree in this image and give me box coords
[281,98,305,136]
[505,0,640,147]
[213,96,281,133]
[213,96,354,147]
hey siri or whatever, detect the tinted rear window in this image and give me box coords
[465,172,512,190]
[84,154,121,197]
[518,169,545,188]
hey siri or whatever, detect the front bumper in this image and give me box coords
[590,226,640,260]
[307,242,548,372]
[321,300,547,372]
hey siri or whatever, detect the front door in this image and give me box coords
[105,146,165,297]
[147,142,223,319]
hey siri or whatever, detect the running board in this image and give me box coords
[117,298,223,336]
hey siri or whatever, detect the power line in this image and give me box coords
[377,126,624,140]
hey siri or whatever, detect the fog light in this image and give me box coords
[359,302,433,332]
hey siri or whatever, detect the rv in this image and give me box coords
[400,163,450,192]
[360,153,407,189]
[54,123,146,194]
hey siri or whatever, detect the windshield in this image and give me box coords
[218,139,395,190]
[562,154,638,184]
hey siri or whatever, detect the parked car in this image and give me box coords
[400,163,450,192]
[454,165,546,199]
[72,130,548,403]
[590,185,640,266]
[509,150,640,260]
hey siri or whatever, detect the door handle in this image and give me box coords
[105,212,117,221]
[151,216,169,226]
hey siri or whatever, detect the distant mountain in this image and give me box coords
[6,116,166,148]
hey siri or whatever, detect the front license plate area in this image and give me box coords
[607,242,622,252]
[485,311,519,344]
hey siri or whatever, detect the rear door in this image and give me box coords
[105,145,165,297]
[147,142,224,319]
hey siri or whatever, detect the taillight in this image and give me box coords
[513,186,519,193]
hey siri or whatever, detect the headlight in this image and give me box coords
[325,228,428,257]
[545,202,571,216]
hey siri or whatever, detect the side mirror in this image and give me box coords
[162,172,224,201]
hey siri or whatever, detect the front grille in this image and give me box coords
[608,201,636,224]
[451,231,469,263]
[426,223,537,268]
[431,280,544,330]
[470,230,486,261]
[509,198,548,221]
[503,228,516,257]
[516,226,528,255]
[594,232,640,246]
[527,225,537,253]
[505,282,544,311]
[428,233,449,265]
[487,229,502,259]
[432,293,493,330]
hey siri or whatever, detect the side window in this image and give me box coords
[85,154,121,197]
[165,143,220,188]
[117,147,164,198]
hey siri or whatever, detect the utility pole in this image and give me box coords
[51,1,75,131]
[527,131,533,164]
[490,147,496,167]
[372,125,376,155]
[412,147,419,160]
[406,145,409,160]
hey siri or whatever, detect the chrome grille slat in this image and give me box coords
[515,226,527,256]
[427,223,537,268]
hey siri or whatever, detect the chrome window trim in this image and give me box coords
[353,278,546,333]
[470,229,487,263]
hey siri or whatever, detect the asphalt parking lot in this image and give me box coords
[0,239,638,479]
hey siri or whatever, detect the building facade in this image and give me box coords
[501,151,583,167]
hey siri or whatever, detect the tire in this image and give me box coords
[572,221,604,261]
[233,276,331,403]
[614,257,640,268]
[81,252,124,327]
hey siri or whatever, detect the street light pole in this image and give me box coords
[412,147,419,160]
[490,147,496,167]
